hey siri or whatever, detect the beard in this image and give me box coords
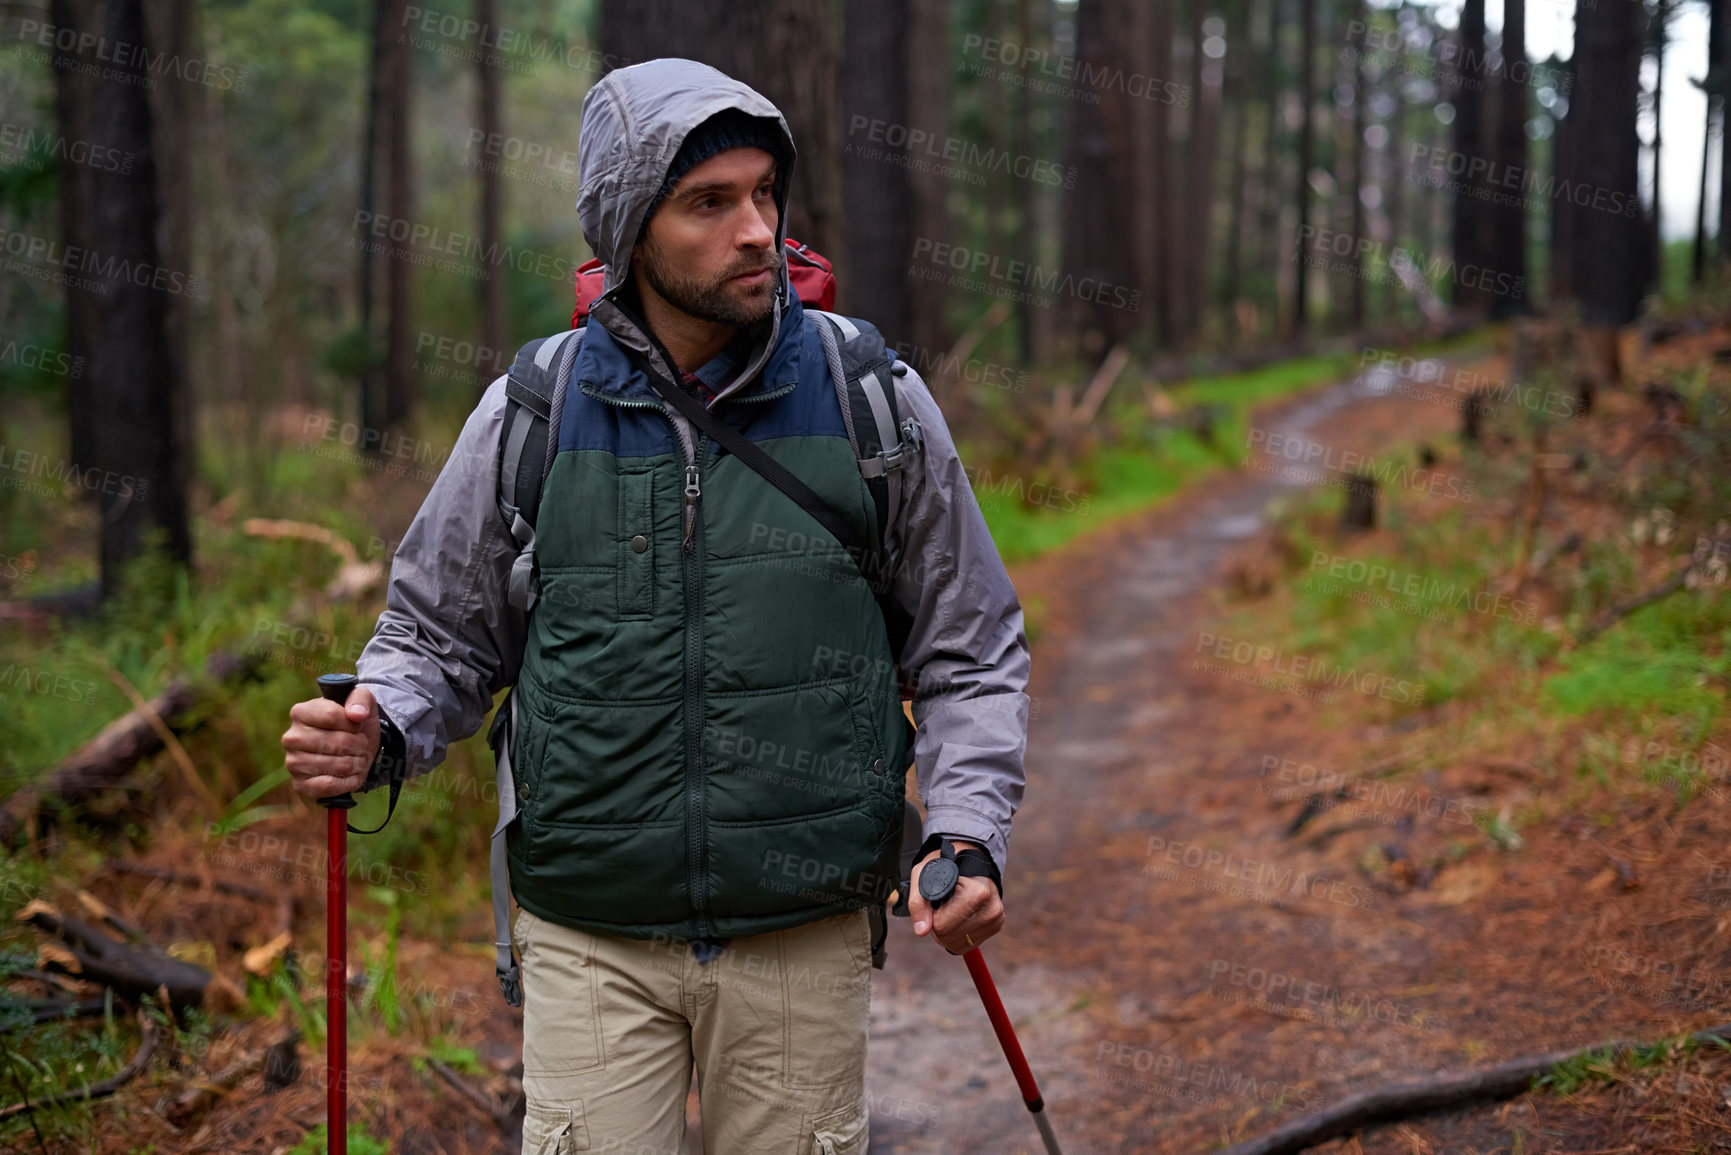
[636,237,781,328]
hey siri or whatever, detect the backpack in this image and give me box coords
[571,236,838,327]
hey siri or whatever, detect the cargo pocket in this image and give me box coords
[808,1099,868,1155]
[521,1100,590,1153]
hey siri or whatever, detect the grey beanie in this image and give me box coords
[637,107,790,244]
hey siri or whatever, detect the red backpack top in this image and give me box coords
[572,237,837,327]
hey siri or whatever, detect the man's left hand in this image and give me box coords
[907,839,1004,953]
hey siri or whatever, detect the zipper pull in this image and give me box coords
[682,464,701,554]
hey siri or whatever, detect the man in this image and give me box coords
[283,57,1029,1153]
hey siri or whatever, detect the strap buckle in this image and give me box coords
[860,418,923,479]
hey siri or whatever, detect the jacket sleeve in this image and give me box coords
[355,374,527,790]
[887,361,1032,879]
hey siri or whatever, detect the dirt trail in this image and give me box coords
[862,362,1485,1154]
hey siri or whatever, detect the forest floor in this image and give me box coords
[862,327,1731,1154]
[6,321,1727,1155]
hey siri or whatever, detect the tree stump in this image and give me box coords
[1341,473,1378,532]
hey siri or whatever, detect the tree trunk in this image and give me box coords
[599,0,847,266]
[1066,0,1147,353]
[1220,0,1252,326]
[1348,0,1367,330]
[359,0,388,433]
[1549,53,1579,304]
[840,0,911,344]
[478,0,506,371]
[1382,7,1407,326]
[1011,0,1039,366]
[1488,0,1528,319]
[383,0,415,431]
[49,0,101,473]
[1451,0,1490,315]
[1574,0,1647,340]
[89,0,192,600]
[1293,0,1315,335]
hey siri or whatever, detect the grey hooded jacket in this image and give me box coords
[353,57,1031,877]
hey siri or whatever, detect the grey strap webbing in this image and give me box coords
[503,328,584,612]
[810,309,921,535]
[490,691,521,1005]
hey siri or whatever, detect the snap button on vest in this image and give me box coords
[871,757,885,775]
[630,534,649,553]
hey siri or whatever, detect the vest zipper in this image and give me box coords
[682,464,701,554]
[684,439,711,936]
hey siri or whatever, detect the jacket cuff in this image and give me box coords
[362,709,409,795]
[922,806,1008,880]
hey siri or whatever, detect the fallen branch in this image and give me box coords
[431,1058,515,1129]
[1577,564,1693,645]
[1217,1021,1731,1155]
[0,650,260,844]
[16,900,213,1014]
[0,1010,160,1122]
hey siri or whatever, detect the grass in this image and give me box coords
[971,336,1485,563]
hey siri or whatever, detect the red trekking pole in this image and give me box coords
[315,672,359,1155]
[914,837,1064,1155]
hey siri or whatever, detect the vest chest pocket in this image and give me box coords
[615,465,655,620]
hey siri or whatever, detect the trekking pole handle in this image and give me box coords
[316,673,359,811]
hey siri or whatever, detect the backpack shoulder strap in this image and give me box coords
[499,327,584,612]
[807,310,924,552]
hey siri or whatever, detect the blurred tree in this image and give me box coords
[840,0,912,342]
[1695,0,1726,282]
[48,0,100,471]
[478,0,505,369]
[89,0,192,597]
[1450,0,1490,316]
[1573,0,1647,381]
[1487,0,1527,320]
[1292,0,1315,334]
[599,0,846,266]
[383,0,415,430]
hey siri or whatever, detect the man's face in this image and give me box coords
[634,146,782,328]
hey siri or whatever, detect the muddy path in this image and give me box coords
[860,356,1524,1154]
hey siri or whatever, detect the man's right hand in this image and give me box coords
[282,685,381,799]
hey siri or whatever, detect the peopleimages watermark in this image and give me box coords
[890,340,1026,394]
[1358,346,1581,420]
[1191,631,1426,707]
[845,115,1077,190]
[1304,550,1538,624]
[0,662,100,705]
[1344,21,1569,94]
[350,211,580,285]
[1407,144,1637,220]
[963,462,1092,516]
[0,122,133,174]
[0,445,150,503]
[961,34,1192,108]
[1205,957,1445,1033]
[909,237,1141,313]
[1143,833,1377,910]
[1256,754,1479,827]
[298,409,455,486]
[1244,427,1476,503]
[15,19,249,92]
[0,226,206,301]
[0,337,83,379]
[463,128,579,195]
[398,5,633,78]
[1296,225,1524,302]
[414,328,511,385]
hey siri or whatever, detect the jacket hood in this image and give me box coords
[577,58,795,300]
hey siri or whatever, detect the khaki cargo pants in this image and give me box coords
[514,905,873,1155]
